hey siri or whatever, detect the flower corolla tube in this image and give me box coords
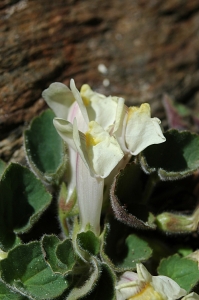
[42,80,165,235]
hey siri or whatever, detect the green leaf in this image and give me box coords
[116,234,152,270]
[0,280,28,300]
[0,159,6,180]
[0,241,69,299]
[139,129,199,180]
[82,263,116,300]
[56,239,76,272]
[77,231,100,256]
[177,247,193,257]
[158,254,199,292]
[67,257,101,300]
[42,235,76,275]
[102,219,152,272]
[24,109,67,185]
[42,235,67,274]
[0,163,52,251]
[110,162,156,229]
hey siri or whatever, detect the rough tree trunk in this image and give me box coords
[1,0,199,161]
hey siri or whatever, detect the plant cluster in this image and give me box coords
[0,81,199,299]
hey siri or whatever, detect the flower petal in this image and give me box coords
[116,271,139,286]
[113,97,126,133]
[42,82,75,119]
[114,103,129,153]
[125,103,166,155]
[72,118,92,173]
[152,275,186,300]
[115,285,141,300]
[85,121,124,178]
[70,79,89,124]
[80,84,119,131]
[116,264,187,300]
[68,101,87,133]
[115,271,143,300]
[182,293,199,300]
[53,118,76,150]
[136,263,152,283]
[65,147,77,203]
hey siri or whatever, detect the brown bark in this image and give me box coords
[1,0,199,161]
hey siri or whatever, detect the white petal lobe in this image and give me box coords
[42,82,75,119]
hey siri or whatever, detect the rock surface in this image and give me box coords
[1,0,199,161]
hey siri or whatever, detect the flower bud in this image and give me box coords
[156,212,195,233]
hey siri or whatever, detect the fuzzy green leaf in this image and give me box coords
[0,163,52,251]
[116,234,152,270]
[24,109,67,185]
[140,129,199,180]
[67,257,101,300]
[0,280,28,300]
[0,242,69,299]
[102,219,152,272]
[77,231,100,256]
[56,239,76,272]
[158,254,199,292]
[110,162,156,229]
[82,263,116,300]
[42,235,76,275]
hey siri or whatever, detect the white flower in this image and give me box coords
[53,117,123,235]
[182,293,199,300]
[115,263,186,300]
[115,103,166,156]
[42,80,166,235]
[43,80,123,235]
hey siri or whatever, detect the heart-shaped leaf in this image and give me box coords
[77,231,100,256]
[24,109,67,185]
[115,234,152,270]
[139,129,199,180]
[0,163,52,251]
[0,242,69,299]
[102,219,152,272]
[158,254,199,292]
[42,234,76,275]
